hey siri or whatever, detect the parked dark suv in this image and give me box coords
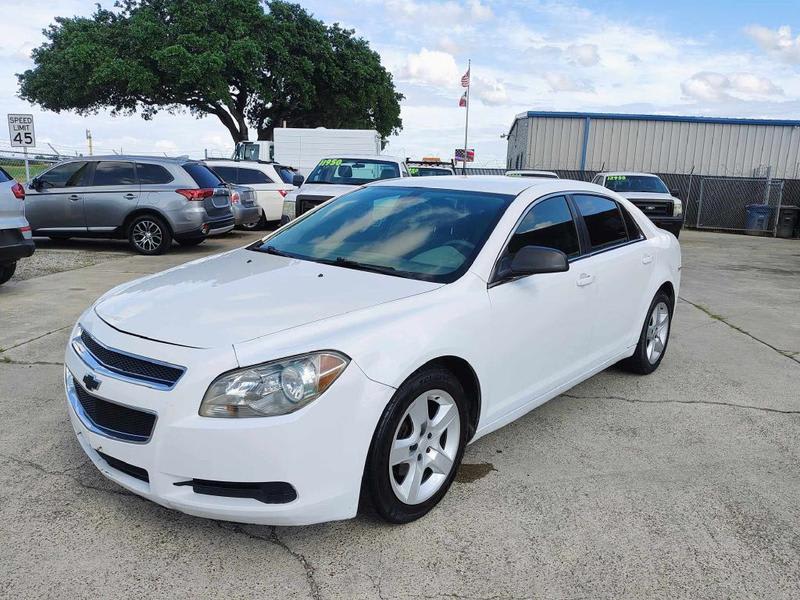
[25,156,234,254]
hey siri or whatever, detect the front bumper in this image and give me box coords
[0,232,35,265]
[650,216,684,237]
[64,316,394,525]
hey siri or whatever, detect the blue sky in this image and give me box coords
[0,0,798,165]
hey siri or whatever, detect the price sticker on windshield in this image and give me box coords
[320,159,343,167]
[607,175,627,181]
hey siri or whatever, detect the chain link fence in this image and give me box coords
[0,150,59,182]
[691,177,784,234]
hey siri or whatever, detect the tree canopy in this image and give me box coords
[18,0,404,142]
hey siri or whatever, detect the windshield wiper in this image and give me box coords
[319,256,398,276]
[262,245,293,257]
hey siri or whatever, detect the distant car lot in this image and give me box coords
[1,229,798,598]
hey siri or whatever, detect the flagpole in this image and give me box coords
[463,59,470,175]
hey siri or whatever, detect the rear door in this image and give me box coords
[236,166,284,220]
[571,193,652,358]
[83,161,140,231]
[24,161,90,232]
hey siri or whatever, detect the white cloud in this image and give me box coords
[468,0,493,21]
[474,77,509,106]
[566,43,599,66]
[400,48,460,87]
[544,73,594,93]
[746,25,800,64]
[681,71,783,102]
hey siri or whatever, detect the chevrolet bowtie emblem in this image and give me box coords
[83,373,101,392]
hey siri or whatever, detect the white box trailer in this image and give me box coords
[233,128,382,176]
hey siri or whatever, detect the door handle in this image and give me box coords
[124,193,136,200]
[68,194,81,201]
[576,273,594,287]
[642,254,654,265]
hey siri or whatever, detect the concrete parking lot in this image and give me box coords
[1,229,798,599]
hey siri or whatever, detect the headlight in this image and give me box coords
[200,351,349,418]
[673,198,683,217]
[282,195,297,220]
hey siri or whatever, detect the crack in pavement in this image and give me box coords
[0,325,72,353]
[0,357,64,366]
[561,393,800,415]
[219,522,321,600]
[0,452,146,501]
[679,296,800,365]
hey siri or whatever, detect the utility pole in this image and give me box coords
[85,129,93,156]
[462,59,471,175]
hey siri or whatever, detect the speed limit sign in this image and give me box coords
[8,114,36,147]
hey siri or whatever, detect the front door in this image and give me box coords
[486,195,596,423]
[25,161,90,233]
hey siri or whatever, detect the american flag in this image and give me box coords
[461,68,470,87]
[459,92,467,107]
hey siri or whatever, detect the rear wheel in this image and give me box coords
[621,291,673,374]
[364,367,467,523]
[0,262,16,285]
[239,214,266,231]
[47,235,71,241]
[128,214,172,255]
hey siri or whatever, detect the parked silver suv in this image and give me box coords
[25,156,235,254]
[0,166,35,285]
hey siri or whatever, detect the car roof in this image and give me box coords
[53,154,199,165]
[320,155,404,163]
[600,171,661,177]
[506,170,557,175]
[368,175,602,196]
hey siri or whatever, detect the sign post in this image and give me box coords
[7,114,36,182]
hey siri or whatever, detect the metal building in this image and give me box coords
[506,111,800,179]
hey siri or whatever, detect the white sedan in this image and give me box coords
[64,176,680,525]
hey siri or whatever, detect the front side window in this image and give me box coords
[253,186,514,283]
[210,166,238,183]
[37,161,88,189]
[574,194,628,251]
[603,175,669,194]
[237,168,272,184]
[92,161,136,186]
[306,159,400,186]
[508,196,580,258]
[137,163,174,185]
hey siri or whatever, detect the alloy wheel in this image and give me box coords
[389,389,461,505]
[646,301,670,364]
[132,220,163,253]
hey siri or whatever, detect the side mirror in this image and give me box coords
[496,245,569,281]
[29,177,42,191]
[292,174,305,187]
[670,188,681,198]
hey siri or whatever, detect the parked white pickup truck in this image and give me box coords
[281,156,410,224]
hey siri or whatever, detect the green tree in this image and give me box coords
[18,0,403,143]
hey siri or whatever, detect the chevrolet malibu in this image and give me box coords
[65,176,680,525]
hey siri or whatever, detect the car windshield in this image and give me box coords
[604,175,669,194]
[306,158,400,185]
[410,167,453,176]
[251,186,514,283]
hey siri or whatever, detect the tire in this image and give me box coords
[127,214,172,255]
[48,235,71,241]
[0,262,16,285]
[176,237,205,247]
[621,290,673,374]
[239,214,266,231]
[364,367,468,524]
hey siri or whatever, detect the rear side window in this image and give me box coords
[276,166,296,184]
[0,167,11,182]
[508,196,580,258]
[573,194,628,251]
[210,166,238,183]
[38,161,89,188]
[137,163,174,185]
[620,204,643,241]
[236,168,272,184]
[184,163,223,188]
[92,161,136,186]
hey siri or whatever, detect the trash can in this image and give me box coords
[776,205,800,239]
[744,204,773,235]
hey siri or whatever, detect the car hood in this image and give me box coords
[617,191,675,201]
[297,183,359,198]
[94,249,440,349]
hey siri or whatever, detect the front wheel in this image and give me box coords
[364,367,467,524]
[0,262,16,285]
[621,291,673,374]
[128,215,172,255]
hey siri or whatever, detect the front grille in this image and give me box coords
[80,330,184,387]
[174,479,297,504]
[97,450,149,483]
[631,200,672,217]
[297,195,333,217]
[73,377,156,442]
